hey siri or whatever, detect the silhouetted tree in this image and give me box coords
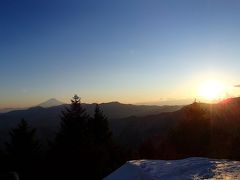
[54,94,90,147]
[49,95,92,179]
[47,96,128,179]
[5,119,40,179]
[87,105,115,177]
[89,104,112,145]
[5,119,40,159]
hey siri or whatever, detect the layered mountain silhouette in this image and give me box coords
[0,102,181,143]
[0,102,181,128]
[1,97,240,149]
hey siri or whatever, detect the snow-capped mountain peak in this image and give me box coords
[37,98,64,108]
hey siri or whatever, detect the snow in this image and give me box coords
[104,157,240,180]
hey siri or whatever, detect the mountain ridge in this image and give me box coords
[1,97,240,150]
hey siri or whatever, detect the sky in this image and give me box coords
[1,0,240,108]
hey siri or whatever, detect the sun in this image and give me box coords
[198,80,225,101]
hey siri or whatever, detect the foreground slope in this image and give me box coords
[105,157,240,180]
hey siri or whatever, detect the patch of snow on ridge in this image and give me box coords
[211,160,240,179]
[105,157,240,180]
[130,157,214,179]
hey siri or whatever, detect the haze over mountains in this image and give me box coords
[0,98,194,113]
[137,98,195,106]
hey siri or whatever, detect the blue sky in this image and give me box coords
[1,0,240,107]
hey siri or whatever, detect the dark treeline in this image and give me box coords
[1,96,240,179]
[0,95,129,180]
[139,101,240,160]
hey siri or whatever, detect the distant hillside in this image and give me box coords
[135,97,240,159]
[0,107,26,113]
[110,97,240,149]
[0,102,182,138]
[84,102,182,119]
[110,110,182,149]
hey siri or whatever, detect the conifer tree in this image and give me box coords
[50,95,91,179]
[55,94,90,148]
[5,119,40,180]
[88,104,117,178]
[89,104,112,145]
[5,119,40,159]
[49,96,122,179]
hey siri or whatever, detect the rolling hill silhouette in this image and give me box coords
[1,97,240,150]
[0,102,182,143]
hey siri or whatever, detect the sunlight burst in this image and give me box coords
[198,80,225,101]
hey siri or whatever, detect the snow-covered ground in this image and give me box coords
[105,157,240,180]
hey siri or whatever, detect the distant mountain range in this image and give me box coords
[1,97,240,149]
[0,101,182,145]
[0,98,185,113]
[0,101,182,128]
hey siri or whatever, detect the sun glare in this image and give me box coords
[198,80,225,101]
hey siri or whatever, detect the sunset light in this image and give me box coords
[198,80,226,101]
[2,1,240,179]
